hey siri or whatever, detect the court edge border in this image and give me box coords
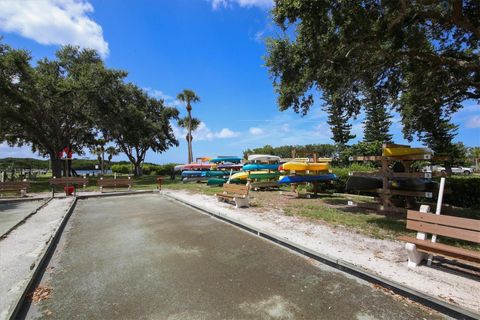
[163,192,479,320]
[6,190,158,320]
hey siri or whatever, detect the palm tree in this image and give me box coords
[106,146,120,170]
[177,89,200,163]
[90,139,106,174]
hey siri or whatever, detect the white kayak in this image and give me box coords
[247,154,281,163]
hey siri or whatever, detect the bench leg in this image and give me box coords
[233,197,249,208]
[405,242,426,268]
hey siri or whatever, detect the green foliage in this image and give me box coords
[0,41,127,177]
[243,144,337,159]
[177,116,201,132]
[97,84,179,176]
[338,141,383,165]
[111,163,177,176]
[444,176,480,209]
[266,1,479,151]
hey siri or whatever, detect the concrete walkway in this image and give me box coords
[0,198,73,319]
[23,194,443,319]
[0,200,45,236]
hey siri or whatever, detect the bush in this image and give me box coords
[111,163,179,176]
[444,176,480,209]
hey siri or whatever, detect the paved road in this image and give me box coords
[0,200,44,236]
[23,194,443,319]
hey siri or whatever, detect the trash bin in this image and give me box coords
[64,185,74,196]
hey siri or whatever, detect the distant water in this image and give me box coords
[76,169,113,176]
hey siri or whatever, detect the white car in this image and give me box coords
[425,165,473,175]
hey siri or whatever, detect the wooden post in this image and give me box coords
[100,176,104,193]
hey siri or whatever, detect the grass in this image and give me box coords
[283,203,408,240]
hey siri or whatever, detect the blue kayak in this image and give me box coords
[279,174,337,184]
[243,163,279,171]
[210,157,242,163]
[181,170,204,178]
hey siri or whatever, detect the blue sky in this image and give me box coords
[0,0,479,164]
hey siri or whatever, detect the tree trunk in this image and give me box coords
[50,152,62,178]
[134,162,143,177]
[187,108,193,163]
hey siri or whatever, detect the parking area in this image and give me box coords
[23,194,442,319]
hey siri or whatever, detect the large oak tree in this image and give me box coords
[266,0,479,152]
[0,41,126,177]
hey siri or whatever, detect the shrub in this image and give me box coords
[444,176,480,209]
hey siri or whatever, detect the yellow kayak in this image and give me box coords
[230,172,248,180]
[382,147,432,157]
[282,162,329,172]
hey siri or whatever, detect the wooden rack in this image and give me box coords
[348,143,450,213]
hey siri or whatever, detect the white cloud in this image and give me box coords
[466,115,480,128]
[249,127,264,135]
[210,0,273,10]
[145,88,183,107]
[216,128,240,138]
[0,0,109,58]
[173,122,239,141]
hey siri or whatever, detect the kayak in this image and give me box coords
[182,163,214,170]
[231,171,281,180]
[181,170,203,178]
[346,176,438,191]
[207,178,227,186]
[217,163,244,170]
[201,170,236,178]
[346,176,383,191]
[279,174,337,184]
[382,147,432,157]
[242,164,279,171]
[248,171,281,180]
[174,164,186,172]
[390,178,438,191]
[247,154,281,162]
[282,162,329,172]
[182,177,208,183]
[230,172,248,180]
[210,157,242,164]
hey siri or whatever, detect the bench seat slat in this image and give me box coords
[407,210,480,232]
[406,220,480,243]
[398,236,480,263]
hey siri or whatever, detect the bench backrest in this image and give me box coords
[406,210,480,244]
[0,181,30,190]
[223,183,248,196]
[98,178,132,186]
[50,177,88,185]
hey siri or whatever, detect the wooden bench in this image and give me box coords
[0,181,30,197]
[215,183,249,208]
[98,177,132,193]
[50,177,88,196]
[398,208,480,268]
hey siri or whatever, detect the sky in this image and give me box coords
[0,0,479,164]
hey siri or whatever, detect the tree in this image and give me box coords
[98,84,179,176]
[105,146,120,169]
[0,41,126,177]
[176,89,200,163]
[177,116,201,156]
[266,1,479,152]
[90,139,106,174]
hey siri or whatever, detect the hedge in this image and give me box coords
[111,163,177,176]
[444,176,480,209]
